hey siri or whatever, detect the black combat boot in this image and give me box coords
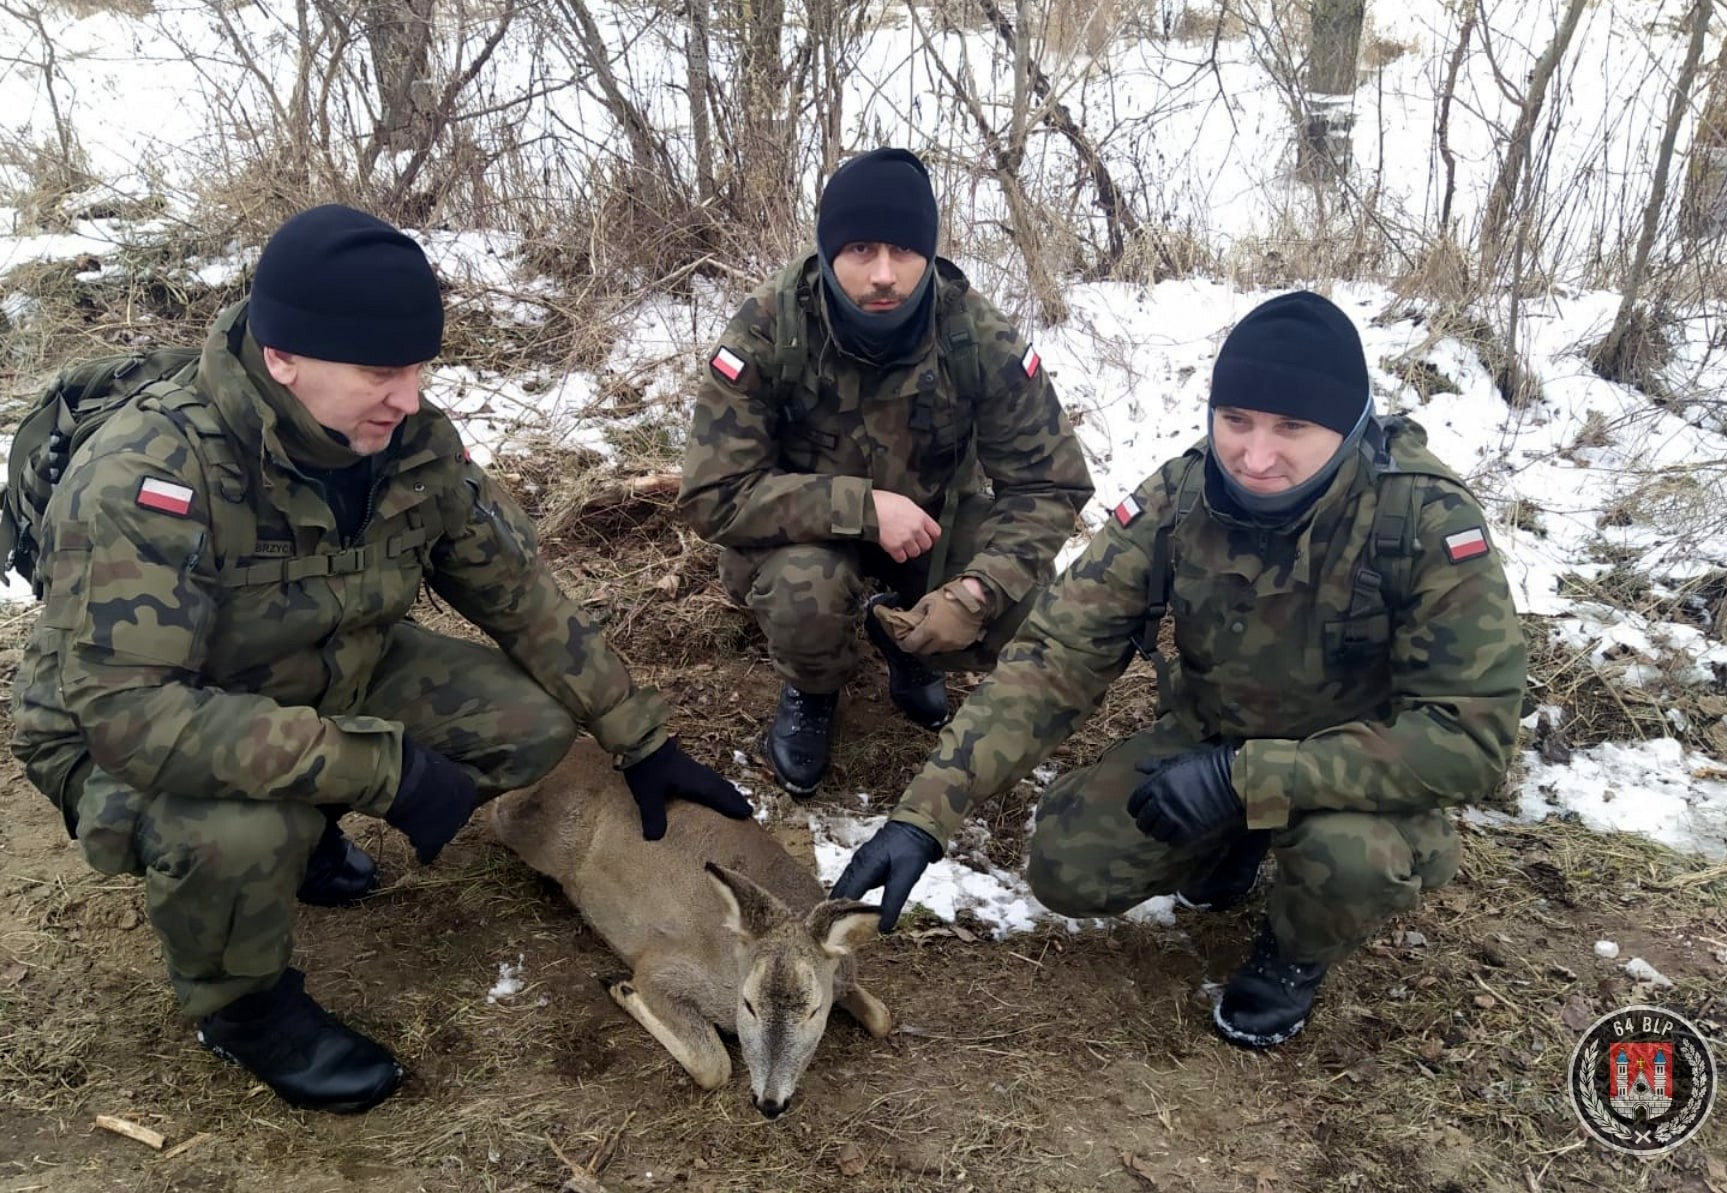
[296,809,380,907]
[1213,920,1331,1049]
[862,593,950,730]
[198,968,404,1112]
[764,684,839,798]
[1175,829,1271,912]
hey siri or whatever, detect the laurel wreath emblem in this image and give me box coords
[1573,1036,1713,1149]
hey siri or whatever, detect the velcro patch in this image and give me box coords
[137,477,194,517]
[711,346,746,383]
[1444,527,1490,562]
[1113,495,1143,526]
[1021,345,1041,378]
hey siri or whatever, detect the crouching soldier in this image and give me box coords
[834,291,1527,1047]
[10,204,750,1112]
[677,147,1093,796]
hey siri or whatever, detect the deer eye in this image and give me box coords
[742,999,757,1018]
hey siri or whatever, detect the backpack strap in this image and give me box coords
[147,385,257,566]
[766,259,816,427]
[1129,451,1204,661]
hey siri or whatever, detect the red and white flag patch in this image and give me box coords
[710,346,746,383]
[1113,495,1143,526]
[137,477,194,517]
[1444,527,1490,562]
[1021,345,1041,378]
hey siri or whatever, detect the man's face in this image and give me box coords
[829,242,929,312]
[1211,406,1345,493]
[262,348,424,455]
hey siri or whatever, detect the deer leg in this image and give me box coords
[837,984,892,1038]
[605,965,732,1090]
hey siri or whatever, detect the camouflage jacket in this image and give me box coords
[12,302,668,818]
[677,254,1094,608]
[891,422,1528,844]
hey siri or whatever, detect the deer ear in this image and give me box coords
[706,863,789,941]
[806,899,882,958]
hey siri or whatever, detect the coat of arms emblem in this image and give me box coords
[1569,1004,1717,1155]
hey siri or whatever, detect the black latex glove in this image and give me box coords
[829,820,942,932]
[622,740,753,841]
[1127,744,1244,845]
[384,736,481,863]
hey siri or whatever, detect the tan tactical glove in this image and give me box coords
[872,578,990,655]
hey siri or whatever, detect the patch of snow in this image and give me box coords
[486,955,525,1004]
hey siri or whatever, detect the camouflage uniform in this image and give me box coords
[11,302,670,1017]
[889,422,1527,963]
[677,255,1094,691]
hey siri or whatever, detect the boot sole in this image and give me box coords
[1210,1004,1307,1049]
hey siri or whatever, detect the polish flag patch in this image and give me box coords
[137,477,195,517]
[1444,527,1490,562]
[1021,345,1041,377]
[710,346,747,383]
[1113,495,1143,526]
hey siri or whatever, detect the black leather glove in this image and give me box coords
[622,740,753,842]
[384,736,481,863]
[829,820,942,932]
[1127,744,1245,845]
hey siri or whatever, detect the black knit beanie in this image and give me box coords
[816,148,939,263]
[249,204,444,367]
[1209,290,1369,434]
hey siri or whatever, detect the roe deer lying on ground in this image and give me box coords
[487,739,892,1118]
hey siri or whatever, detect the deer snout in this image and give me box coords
[753,1092,791,1119]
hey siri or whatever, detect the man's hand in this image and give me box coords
[384,736,481,863]
[1127,744,1244,845]
[873,577,990,655]
[872,491,941,563]
[829,820,942,931]
[622,740,753,841]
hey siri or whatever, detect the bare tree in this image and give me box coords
[1302,0,1365,180]
[904,0,1068,322]
[1477,0,1588,282]
[687,0,715,202]
[1434,4,1476,237]
[975,0,1145,280]
[1592,0,1712,385]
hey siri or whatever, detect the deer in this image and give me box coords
[486,739,893,1118]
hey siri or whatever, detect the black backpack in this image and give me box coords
[1,347,200,596]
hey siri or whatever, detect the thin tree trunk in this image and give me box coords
[1593,0,1711,382]
[1479,0,1587,280]
[686,0,714,201]
[1435,4,1475,237]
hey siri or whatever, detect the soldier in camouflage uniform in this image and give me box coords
[678,148,1093,795]
[9,205,751,1112]
[834,291,1527,1047]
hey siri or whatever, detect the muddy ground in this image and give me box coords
[1,504,1723,1193]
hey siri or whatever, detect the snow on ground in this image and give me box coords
[3,0,1726,936]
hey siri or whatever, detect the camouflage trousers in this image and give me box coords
[62,622,575,1018]
[719,493,1040,692]
[1024,717,1461,964]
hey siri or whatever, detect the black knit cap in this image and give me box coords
[816,148,939,263]
[249,204,444,367]
[1209,290,1369,435]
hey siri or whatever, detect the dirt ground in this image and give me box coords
[1,504,1724,1193]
